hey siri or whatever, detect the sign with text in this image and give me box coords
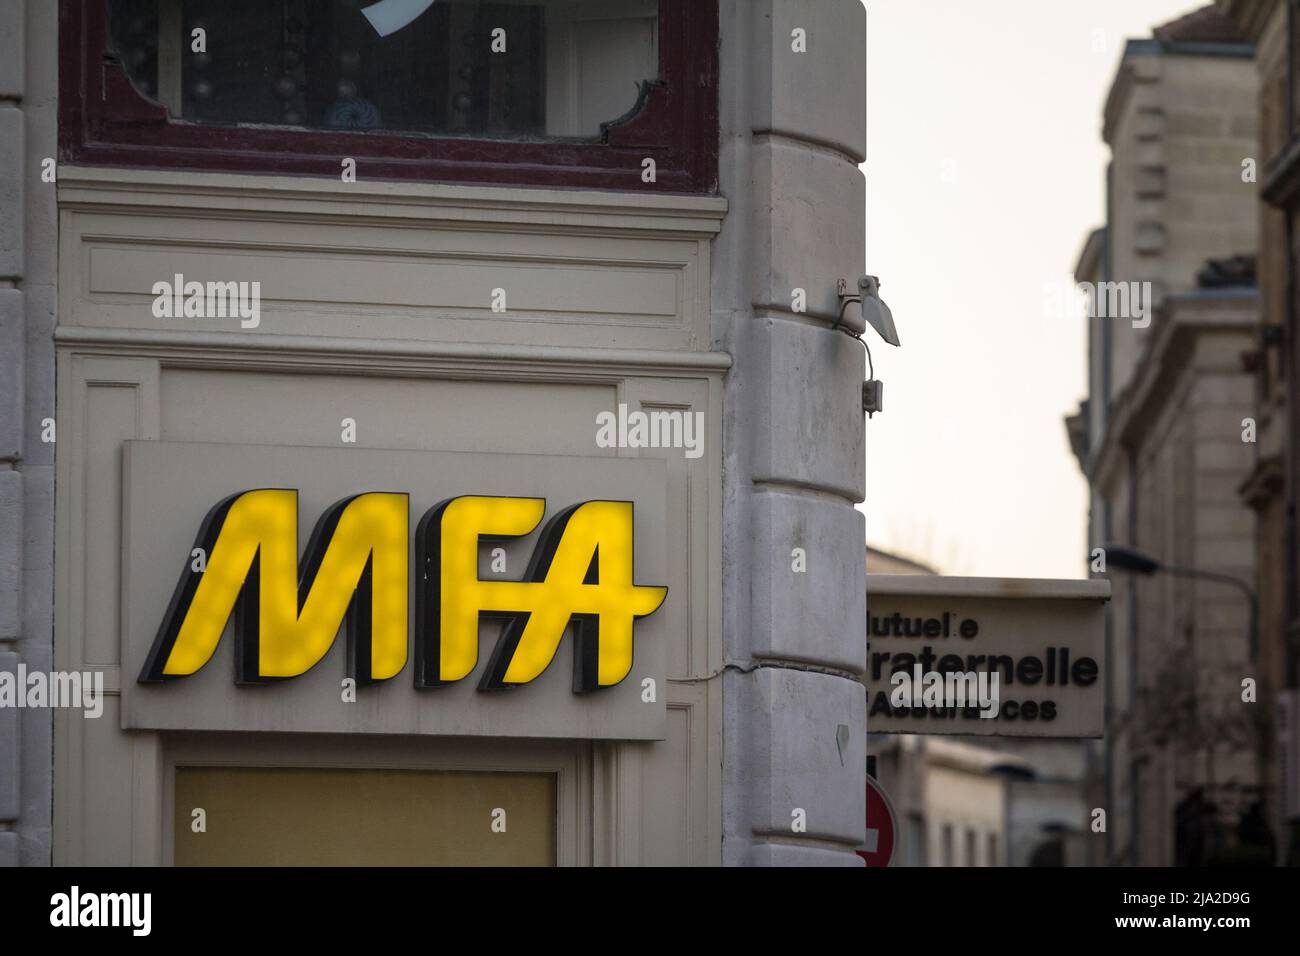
[857,775,897,867]
[864,575,1109,738]
[122,441,669,740]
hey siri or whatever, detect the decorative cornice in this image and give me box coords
[1239,453,1285,510]
[1090,292,1258,488]
[1214,0,1279,44]
[56,166,729,237]
[53,325,733,376]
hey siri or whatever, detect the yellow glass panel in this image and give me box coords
[174,766,556,866]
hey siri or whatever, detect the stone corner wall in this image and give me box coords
[0,0,57,867]
[713,0,868,866]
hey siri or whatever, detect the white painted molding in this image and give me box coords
[54,325,733,373]
[58,165,724,353]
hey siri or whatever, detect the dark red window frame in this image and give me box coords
[59,0,718,193]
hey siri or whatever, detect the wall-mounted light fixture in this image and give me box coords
[837,275,899,418]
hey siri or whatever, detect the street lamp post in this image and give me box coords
[1102,545,1258,661]
[1102,542,1264,865]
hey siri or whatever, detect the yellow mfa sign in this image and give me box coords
[139,491,666,692]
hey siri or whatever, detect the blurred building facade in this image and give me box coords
[1066,5,1268,866]
[1217,0,1300,863]
[873,735,1017,866]
[871,733,1093,867]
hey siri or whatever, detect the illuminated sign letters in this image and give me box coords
[140,492,666,693]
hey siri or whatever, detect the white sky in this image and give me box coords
[860,0,1210,578]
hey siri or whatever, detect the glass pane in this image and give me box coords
[1293,1,1300,138]
[174,766,557,865]
[108,0,660,140]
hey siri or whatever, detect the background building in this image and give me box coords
[1067,4,1269,866]
[872,734,1022,866]
[1216,0,1300,863]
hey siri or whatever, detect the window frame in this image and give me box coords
[59,0,718,192]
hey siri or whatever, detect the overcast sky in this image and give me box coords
[860,0,1212,578]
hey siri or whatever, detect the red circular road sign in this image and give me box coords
[858,775,897,867]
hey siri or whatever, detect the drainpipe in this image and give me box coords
[1102,162,1116,867]
[1127,443,1140,865]
[1286,166,1300,864]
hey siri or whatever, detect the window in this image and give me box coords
[987,831,999,867]
[906,813,927,866]
[964,827,977,867]
[107,0,657,139]
[940,823,954,867]
[61,0,718,191]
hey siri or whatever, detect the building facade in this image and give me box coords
[872,734,1021,867]
[1217,0,1300,863]
[1067,5,1267,866]
[0,0,872,866]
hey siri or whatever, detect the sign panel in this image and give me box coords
[864,575,1109,738]
[122,441,669,740]
[857,775,896,867]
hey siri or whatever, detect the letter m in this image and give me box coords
[139,490,409,684]
[1095,281,1130,319]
